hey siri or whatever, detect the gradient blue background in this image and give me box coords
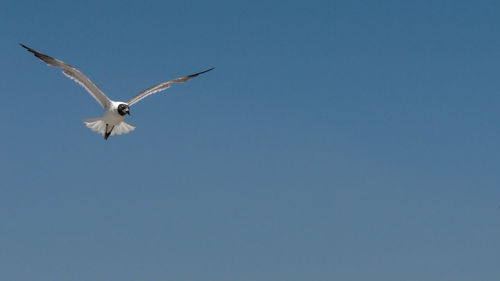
[2,0,500,280]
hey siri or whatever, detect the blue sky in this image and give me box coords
[2,0,500,280]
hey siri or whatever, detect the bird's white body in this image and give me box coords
[84,101,136,137]
[104,101,128,125]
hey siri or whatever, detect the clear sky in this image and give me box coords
[1,0,500,280]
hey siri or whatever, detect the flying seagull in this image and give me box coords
[20,43,214,140]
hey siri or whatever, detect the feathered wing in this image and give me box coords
[20,44,112,109]
[127,67,214,106]
[83,118,136,136]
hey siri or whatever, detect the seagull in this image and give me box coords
[20,43,214,140]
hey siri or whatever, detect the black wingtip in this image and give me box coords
[202,67,215,74]
[189,67,215,78]
[19,43,36,54]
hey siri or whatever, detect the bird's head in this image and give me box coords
[117,104,130,116]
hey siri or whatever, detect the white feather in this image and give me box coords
[111,121,136,136]
[83,118,135,136]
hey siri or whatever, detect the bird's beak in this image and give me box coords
[127,111,131,115]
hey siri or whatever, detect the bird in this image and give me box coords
[20,43,214,140]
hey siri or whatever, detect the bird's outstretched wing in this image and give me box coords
[127,67,214,106]
[20,44,112,109]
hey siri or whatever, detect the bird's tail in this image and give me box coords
[83,118,136,138]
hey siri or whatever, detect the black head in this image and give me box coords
[117,104,130,116]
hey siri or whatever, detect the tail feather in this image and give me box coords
[111,121,136,136]
[83,118,136,137]
[83,118,106,136]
